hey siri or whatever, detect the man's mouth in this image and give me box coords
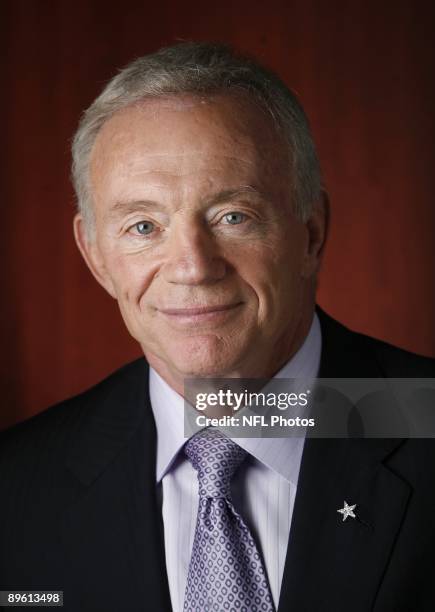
[158,302,243,324]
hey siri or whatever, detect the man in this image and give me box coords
[1,42,434,612]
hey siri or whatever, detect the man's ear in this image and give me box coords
[73,213,117,299]
[301,190,330,278]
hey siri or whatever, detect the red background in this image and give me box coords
[1,0,434,430]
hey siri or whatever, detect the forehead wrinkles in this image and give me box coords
[100,168,264,214]
[93,151,259,199]
[93,93,282,159]
[90,95,290,204]
[118,152,257,178]
[92,141,263,201]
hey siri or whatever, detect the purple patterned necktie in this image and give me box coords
[183,428,275,612]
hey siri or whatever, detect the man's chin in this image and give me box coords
[172,355,237,379]
[159,342,244,379]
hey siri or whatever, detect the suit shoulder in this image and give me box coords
[354,331,435,377]
[317,306,435,377]
[0,358,147,460]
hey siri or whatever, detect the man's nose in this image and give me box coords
[162,221,227,285]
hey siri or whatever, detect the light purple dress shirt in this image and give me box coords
[150,313,322,611]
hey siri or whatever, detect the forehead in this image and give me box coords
[89,93,290,203]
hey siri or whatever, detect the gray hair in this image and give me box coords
[71,42,322,230]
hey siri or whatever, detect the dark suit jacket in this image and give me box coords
[1,308,435,612]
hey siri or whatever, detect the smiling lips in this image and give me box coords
[159,302,243,324]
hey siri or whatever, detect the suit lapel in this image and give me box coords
[60,360,172,611]
[278,437,410,611]
[277,308,411,611]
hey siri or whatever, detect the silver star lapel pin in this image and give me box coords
[337,500,357,522]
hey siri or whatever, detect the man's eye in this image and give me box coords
[223,212,246,225]
[131,221,155,235]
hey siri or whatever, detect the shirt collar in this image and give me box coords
[149,312,322,485]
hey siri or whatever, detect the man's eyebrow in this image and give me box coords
[106,186,265,219]
[205,186,265,206]
[106,200,164,218]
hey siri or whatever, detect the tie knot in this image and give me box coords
[184,428,247,498]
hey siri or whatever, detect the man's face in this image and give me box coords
[75,94,325,390]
